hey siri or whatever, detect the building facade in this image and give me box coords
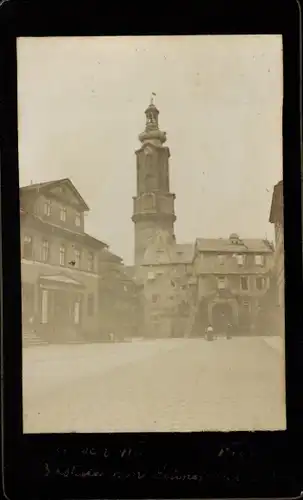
[269,180,284,336]
[20,178,107,343]
[132,98,176,265]
[193,234,275,335]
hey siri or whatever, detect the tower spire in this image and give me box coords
[150,92,156,105]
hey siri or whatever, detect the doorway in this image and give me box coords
[212,302,233,333]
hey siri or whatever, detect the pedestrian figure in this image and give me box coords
[205,324,214,341]
[109,332,115,342]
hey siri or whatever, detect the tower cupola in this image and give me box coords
[139,94,167,146]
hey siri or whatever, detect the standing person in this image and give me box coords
[205,324,214,341]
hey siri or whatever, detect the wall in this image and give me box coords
[194,251,273,276]
[142,263,194,338]
[21,192,85,232]
[134,219,174,264]
[21,222,97,273]
[197,273,271,300]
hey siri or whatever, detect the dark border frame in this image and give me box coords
[1,0,302,498]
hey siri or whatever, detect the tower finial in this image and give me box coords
[151,92,156,105]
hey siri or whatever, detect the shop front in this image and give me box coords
[38,274,86,343]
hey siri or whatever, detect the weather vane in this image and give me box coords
[150,92,156,105]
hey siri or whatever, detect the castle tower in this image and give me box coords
[132,96,176,265]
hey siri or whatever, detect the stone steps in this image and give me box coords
[23,331,48,347]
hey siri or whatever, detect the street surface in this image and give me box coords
[23,337,286,433]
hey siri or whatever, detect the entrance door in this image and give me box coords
[212,303,233,334]
[53,290,71,329]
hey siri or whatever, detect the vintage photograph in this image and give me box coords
[18,35,285,433]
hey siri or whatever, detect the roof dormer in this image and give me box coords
[229,233,241,245]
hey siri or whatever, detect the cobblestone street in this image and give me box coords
[23,337,286,433]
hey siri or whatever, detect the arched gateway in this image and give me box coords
[192,296,239,337]
[211,302,233,333]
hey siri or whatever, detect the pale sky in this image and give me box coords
[17,35,283,265]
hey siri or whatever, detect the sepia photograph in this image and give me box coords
[18,35,285,433]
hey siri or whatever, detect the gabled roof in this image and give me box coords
[20,178,90,211]
[143,232,195,266]
[175,243,195,263]
[195,238,274,253]
[99,248,123,263]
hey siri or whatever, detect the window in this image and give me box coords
[255,254,265,266]
[23,235,33,259]
[147,271,155,280]
[87,251,94,272]
[41,240,49,262]
[74,249,81,268]
[59,245,66,266]
[218,254,224,265]
[236,254,245,266]
[152,294,159,303]
[87,293,94,316]
[43,199,52,216]
[217,276,226,289]
[256,276,266,290]
[75,212,81,227]
[240,276,249,291]
[73,300,81,325]
[60,206,67,222]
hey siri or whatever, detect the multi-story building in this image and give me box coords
[20,178,140,345]
[20,178,107,344]
[193,233,275,335]
[269,180,284,336]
